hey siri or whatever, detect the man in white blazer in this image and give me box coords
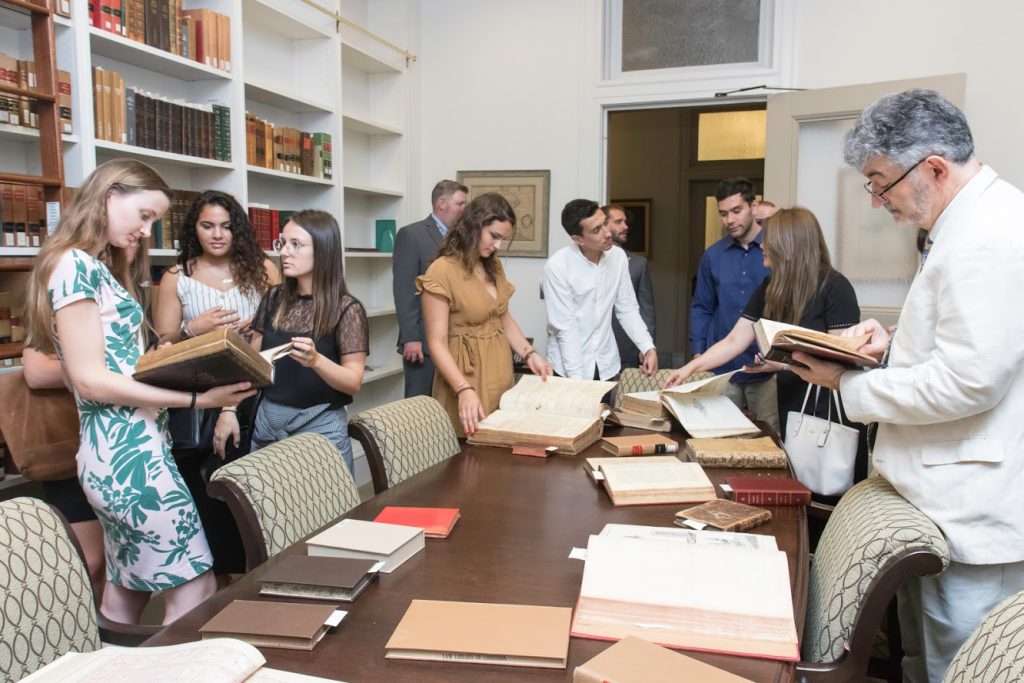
[792,89,1024,682]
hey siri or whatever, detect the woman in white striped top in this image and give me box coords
[154,190,279,576]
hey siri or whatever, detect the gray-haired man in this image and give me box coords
[792,89,1024,682]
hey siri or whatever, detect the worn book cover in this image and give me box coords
[674,499,772,532]
[133,329,289,391]
[600,433,679,457]
[726,477,812,506]
[199,600,340,651]
[586,456,716,506]
[606,409,671,432]
[685,436,787,469]
[573,636,754,683]
[754,318,879,369]
[385,599,573,669]
[258,555,379,602]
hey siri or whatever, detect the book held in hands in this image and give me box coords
[257,555,381,602]
[133,329,292,391]
[467,375,616,455]
[753,318,879,369]
[305,518,425,573]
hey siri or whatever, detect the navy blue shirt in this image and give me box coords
[689,231,771,384]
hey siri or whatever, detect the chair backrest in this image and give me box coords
[612,368,714,409]
[207,433,362,571]
[798,476,950,681]
[349,395,461,494]
[0,497,101,680]
[943,589,1024,683]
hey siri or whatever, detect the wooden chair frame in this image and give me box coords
[348,421,389,495]
[206,477,273,572]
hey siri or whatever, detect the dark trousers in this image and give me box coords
[404,354,436,398]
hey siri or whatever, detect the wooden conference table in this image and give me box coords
[148,429,809,682]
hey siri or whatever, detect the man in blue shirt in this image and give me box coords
[689,177,779,433]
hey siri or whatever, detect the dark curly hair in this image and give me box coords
[176,190,270,299]
[436,192,516,283]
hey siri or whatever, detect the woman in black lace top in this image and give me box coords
[226,209,368,471]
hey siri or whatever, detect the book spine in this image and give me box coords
[732,490,811,506]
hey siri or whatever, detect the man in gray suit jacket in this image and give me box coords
[392,179,468,397]
[602,204,655,369]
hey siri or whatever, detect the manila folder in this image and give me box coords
[573,636,753,683]
[386,599,573,669]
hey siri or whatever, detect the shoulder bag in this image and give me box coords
[0,370,79,481]
[784,384,859,496]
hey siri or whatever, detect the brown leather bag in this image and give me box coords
[0,370,79,481]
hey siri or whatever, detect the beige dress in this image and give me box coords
[416,256,516,437]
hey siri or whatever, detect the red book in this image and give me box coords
[373,507,461,539]
[725,477,811,506]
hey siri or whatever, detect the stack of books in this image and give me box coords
[615,372,761,438]
[0,183,47,248]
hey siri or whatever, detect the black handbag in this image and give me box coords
[168,407,217,452]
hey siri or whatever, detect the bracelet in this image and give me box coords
[522,349,537,362]
[221,407,237,413]
[180,320,194,339]
[188,392,197,410]
[455,386,476,397]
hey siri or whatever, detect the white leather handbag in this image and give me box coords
[785,385,859,496]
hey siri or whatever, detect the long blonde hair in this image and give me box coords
[25,159,170,353]
[761,207,832,324]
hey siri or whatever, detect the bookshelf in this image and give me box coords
[0,0,419,489]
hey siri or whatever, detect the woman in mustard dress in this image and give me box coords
[418,192,552,436]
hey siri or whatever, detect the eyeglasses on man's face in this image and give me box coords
[273,238,311,254]
[863,157,929,202]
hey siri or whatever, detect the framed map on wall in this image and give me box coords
[456,170,551,258]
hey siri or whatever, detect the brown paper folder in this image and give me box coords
[133,329,277,391]
[199,599,339,650]
[385,599,573,669]
[258,555,379,602]
[574,636,754,682]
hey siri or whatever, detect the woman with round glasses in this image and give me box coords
[154,190,278,577]
[247,210,368,472]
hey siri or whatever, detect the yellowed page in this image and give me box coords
[598,459,712,494]
[259,341,293,364]
[660,393,759,438]
[476,409,598,439]
[498,375,615,418]
[660,370,738,396]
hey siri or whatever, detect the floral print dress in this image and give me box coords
[49,249,211,590]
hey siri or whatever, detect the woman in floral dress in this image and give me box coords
[25,159,254,625]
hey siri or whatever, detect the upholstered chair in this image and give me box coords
[349,395,461,494]
[0,497,100,680]
[943,589,1024,683]
[611,368,715,409]
[208,432,362,571]
[796,476,950,682]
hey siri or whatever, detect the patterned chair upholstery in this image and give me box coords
[0,497,101,680]
[797,476,950,682]
[208,432,362,571]
[349,395,461,494]
[611,368,714,409]
[944,589,1024,683]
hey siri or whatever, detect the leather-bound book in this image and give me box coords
[133,329,291,391]
[674,499,772,532]
[684,436,787,469]
[725,477,812,506]
[258,555,380,602]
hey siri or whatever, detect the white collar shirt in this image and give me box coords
[543,244,655,380]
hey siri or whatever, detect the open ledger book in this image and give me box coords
[467,375,615,455]
[19,638,343,682]
[134,329,293,391]
[753,319,879,369]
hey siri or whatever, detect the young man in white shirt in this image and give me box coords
[543,199,658,380]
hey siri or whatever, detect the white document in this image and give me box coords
[599,522,777,552]
[660,393,760,438]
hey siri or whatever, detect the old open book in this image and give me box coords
[467,375,616,455]
[753,318,879,368]
[18,638,344,682]
[658,372,761,438]
[133,329,292,391]
[570,534,799,661]
[584,455,716,506]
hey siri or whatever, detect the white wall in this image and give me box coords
[417,0,1024,350]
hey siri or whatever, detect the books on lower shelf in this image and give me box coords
[372,506,461,539]
[305,518,425,573]
[18,637,340,683]
[133,329,290,391]
[584,456,716,506]
[600,433,678,456]
[1,182,48,248]
[257,555,381,602]
[684,436,788,469]
[753,318,879,369]
[467,375,615,455]
[385,599,573,670]
[570,534,799,661]
[674,499,772,532]
[724,477,812,506]
[199,600,344,651]
[573,636,754,683]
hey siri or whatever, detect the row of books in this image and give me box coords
[0,53,73,135]
[93,67,231,161]
[87,1,232,73]
[1,183,48,249]
[245,114,333,179]
[247,205,296,252]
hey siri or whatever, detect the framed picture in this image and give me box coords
[456,170,551,258]
[609,199,652,257]
[836,168,917,284]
